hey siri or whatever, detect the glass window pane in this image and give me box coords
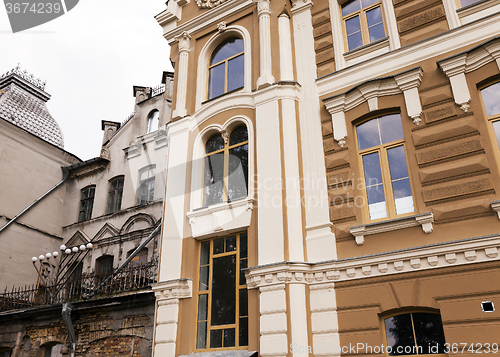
[348,32,363,51]
[205,134,225,154]
[366,6,382,26]
[197,321,207,349]
[239,317,248,346]
[412,313,446,354]
[384,314,416,356]
[211,38,244,65]
[228,144,249,202]
[200,241,210,265]
[199,266,209,291]
[229,126,248,146]
[362,152,383,186]
[240,233,248,258]
[368,21,385,42]
[209,63,225,99]
[224,328,236,347]
[493,121,500,148]
[342,0,361,16]
[204,153,224,206]
[361,0,379,8]
[345,16,361,36]
[213,238,224,254]
[211,255,236,326]
[481,82,500,117]
[210,329,223,348]
[198,294,208,320]
[226,235,237,252]
[387,145,409,180]
[379,114,404,144]
[367,185,387,219]
[392,180,414,215]
[228,54,244,92]
[239,289,248,316]
[460,0,481,6]
[240,258,247,285]
[357,119,381,150]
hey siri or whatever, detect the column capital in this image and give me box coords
[176,31,191,53]
[255,0,271,15]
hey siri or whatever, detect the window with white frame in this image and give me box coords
[147,109,159,133]
[138,166,155,205]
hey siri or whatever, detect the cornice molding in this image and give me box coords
[245,234,500,288]
[152,278,192,300]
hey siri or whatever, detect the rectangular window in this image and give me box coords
[78,186,95,222]
[357,114,414,220]
[196,232,248,350]
[341,0,386,52]
[106,177,124,214]
[480,82,500,152]
[138,167,155,205]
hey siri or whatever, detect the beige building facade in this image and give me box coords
[153,0,500,356]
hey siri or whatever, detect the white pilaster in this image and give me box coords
[152,279,192,357]
[159,118,190,282]
[289,284,310,357]
[310,283,341,357]
[291,0,336,263]
[172,32,191,120]
[260,284,289,357]
[278,12,294,81]
[437,54,471,112]
[255,85,285,265]
[256,0,276,87]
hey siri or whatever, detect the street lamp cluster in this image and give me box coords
[31,243,93,262]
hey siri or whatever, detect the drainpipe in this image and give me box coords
[0,166,70,234]
[62,302,76,357]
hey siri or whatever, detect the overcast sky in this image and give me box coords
[0,0,173,160]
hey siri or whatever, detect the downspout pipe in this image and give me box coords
[0,166,71,234]
[62,302,76,357]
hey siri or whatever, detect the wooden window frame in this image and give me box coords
[340,0,387,52]
[106,176,124,214]
[355,114,415,222]
[195,232,248,351]
[208,38,244,100]
[381,310,447,357]
[78,185,95,222]
[202,126,249,207]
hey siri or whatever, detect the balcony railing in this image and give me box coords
[0,262,157,312]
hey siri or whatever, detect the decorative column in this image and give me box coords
[278,9,294,81]
[152,279,192,357]
[437,54,471,112]
[310,283,341,357]
[172,31,191,120]
[395,67,424,125]
[256,0,275,87]
[291,0,336,262]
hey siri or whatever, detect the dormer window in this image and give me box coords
[208,38,244,99]
[147,110,159,133]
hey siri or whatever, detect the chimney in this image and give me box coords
[101,120,121,145]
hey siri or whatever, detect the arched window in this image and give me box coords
[208,38,244,99]
[356,114,414,220]
[147,109,159,133]
[96,255,114,278]
[480,81,500,151]
[138,165,156,205]
[203,126,248,206]
[43,344,63,357]
[383,311,446,355]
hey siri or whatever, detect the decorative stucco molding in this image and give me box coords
[217,21,227,32]
[322,67,424,147]
[197,0,228,8]
[490,200,500,219]
[437,37,500,113]
[349,212,434,245]
[152,278,193,300]
[172,32,191,120]
[245,234,500,286]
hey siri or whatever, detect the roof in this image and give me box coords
[0,66,64,148]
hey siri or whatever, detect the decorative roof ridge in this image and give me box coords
[0,64,46,91]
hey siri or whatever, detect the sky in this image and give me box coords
[0,0,173,160]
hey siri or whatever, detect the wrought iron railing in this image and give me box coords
[0,262,157,312]
[151,84,165,98]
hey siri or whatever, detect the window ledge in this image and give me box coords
[457,0,500,18]
[343,37,390,64]
[349,212,434,245]
[180,350,258,357]
[187,198,254,239]
[201,86,244,105]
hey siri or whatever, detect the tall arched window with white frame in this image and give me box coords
[208,38,244,99]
